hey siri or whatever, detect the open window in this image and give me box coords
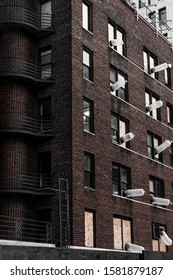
[152,223,167,252]
[40,0,52,29]
[38,97,51,132]
[38,152,51,188]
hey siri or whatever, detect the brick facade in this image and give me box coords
[0,0,173,258]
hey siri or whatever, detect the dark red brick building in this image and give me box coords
[0,0,173,258]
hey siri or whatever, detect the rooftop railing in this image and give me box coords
[124,0,173,45]
[0,215,53,244]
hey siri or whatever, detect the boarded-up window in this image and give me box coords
[152,224,167,252]
[113,217,132,250]
[122,219,131,249]
[159,238,167,252]
[152,238,166,252]
[85,211,94,247]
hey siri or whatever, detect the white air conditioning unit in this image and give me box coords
[124,189,145,197]
[160,231,172,246]
[155,140,172,155]
[110,39,124,47]
[151,197,170,206]
[151,63,170,73]
[121,132,135,143]
[125,242,144,253]
[111,79,127,92]
[146,100,163,112]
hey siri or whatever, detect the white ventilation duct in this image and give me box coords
[125,243,144,253]
[151,63,171,73]
[160,231,172,246]
[152,197,170,206]
[146,100,163,112]
[111,79,127,91]
[155,140,172,155]
[121,132,135,143]
[110,39,124,47]
[124,189,145,197]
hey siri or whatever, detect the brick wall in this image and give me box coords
[71,0,173,251]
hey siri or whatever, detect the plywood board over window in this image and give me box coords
[85,211,94,247]
[113,217,131,250]
[113,217,122,249]
[122,219,131,249]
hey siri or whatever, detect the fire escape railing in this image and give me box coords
[0,113,52,135]
[0,5,52,31]
[0,58,52,82]
[0,215,53,244]
[0,174,52,193]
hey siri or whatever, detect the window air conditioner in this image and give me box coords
[110,39,124,47]
[121,132,135,143]
[155,140,172,155]
[146,100,163,112]
[124,188,145,197]
[160,231,172,246]
[151,197,170,206]
[111,79,127,92]
[125,243,144,253]
[151,63,171,73]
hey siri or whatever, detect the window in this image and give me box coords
[40,48,52,79]
[112,163,131,195]
[165,67,171,87]
[169,143,173,165]
[145,90,161,120]
[38,152,51,188]
[143,48,157,78]
[111,114,129,147]
[110,68,128,101]
[38,97,51,131]
[167,103,173,125]
[159,7,166,22]
[85,210,95,247]
[40,1,52,28]
[84,153,95,188]
[152,223,167,252]
[108,21,126,56]
[83,47,93,81]
[148,12,156,28]
[113,216,132,250]
[83,98,94,133]
[149,176,165,199]
[82,1,92,32]
[147,132,162,161]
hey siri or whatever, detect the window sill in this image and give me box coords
[108,46,126,57]
[84,130,95,136]
[84,186,95,191]
[83,77,94,84]
[82,28,93,36]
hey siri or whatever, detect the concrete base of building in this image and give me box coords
[0,244,173,260]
